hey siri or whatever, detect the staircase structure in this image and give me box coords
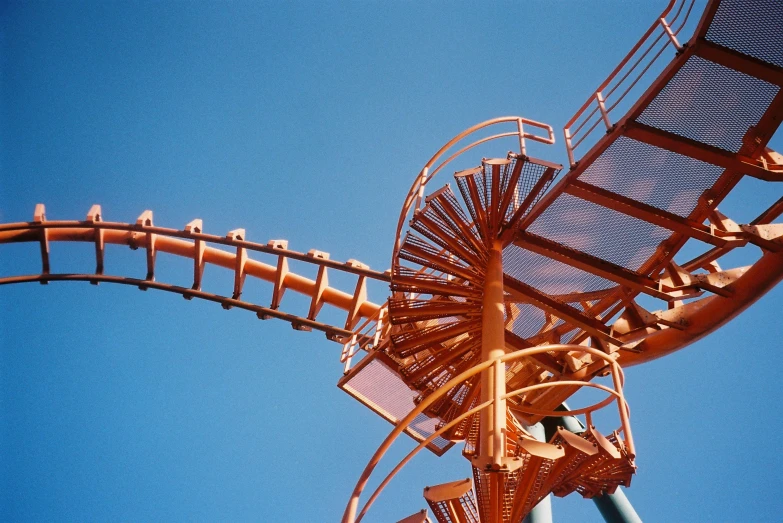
[340,0,783,521]
[1,0,782,521]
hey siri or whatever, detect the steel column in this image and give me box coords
[540,403,586,442]
[593,487,642,523]
[480,239,507,521]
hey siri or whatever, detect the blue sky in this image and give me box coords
[1,1,782,521]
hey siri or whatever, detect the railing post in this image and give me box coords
[414,168,429,213]
[659,17,683,51]
[342,334,358,373]
[517,118,527,156]
[596,92,613,131]
[564,128,576,167]
[372,307,385,348]
[522,423,553,523]
[611,362,635,457]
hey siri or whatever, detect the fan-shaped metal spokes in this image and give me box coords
[388,155,562,427]
[381,0,783,437]
[358,0,783,520]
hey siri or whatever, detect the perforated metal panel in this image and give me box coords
[579,136,724,217]
[338,353,455,455]
[455,157,558,231]
[505,160,555,224]
[706,0,783,68]
[637,56,780,152]
[506,302,548,340]
[503,244,616,301]
[528,193,674,272]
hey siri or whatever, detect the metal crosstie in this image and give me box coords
[2,1,782,521]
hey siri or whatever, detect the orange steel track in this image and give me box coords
[0,206,388,342]
[2,1,783,522]
[340,0,783,521]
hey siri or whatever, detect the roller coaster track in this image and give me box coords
[0,205,389,343]
[342,0,783,521]
[3,0,783,522]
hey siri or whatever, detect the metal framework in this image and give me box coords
[1,0,782,522]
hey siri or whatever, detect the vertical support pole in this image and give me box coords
[414,168,429,213]
[593,487,642,523]
[564,128,576,168]
[611,362,635,457]
[547,398,642,523]
[540,402,586,442]
[33,204,50,283]
[480,239,507,521]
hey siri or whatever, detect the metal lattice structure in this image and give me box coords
[1,0,782,522]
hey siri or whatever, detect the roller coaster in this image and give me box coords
[2,0,782,521]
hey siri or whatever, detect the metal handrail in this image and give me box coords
[563,0,697,167]
[392,117,555,270]
[342,344,633,523]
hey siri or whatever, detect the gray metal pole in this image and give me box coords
[540,402,585,441]
[592,487,642,523]
[522,422,553,523]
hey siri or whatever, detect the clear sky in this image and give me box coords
[1,1,782,522]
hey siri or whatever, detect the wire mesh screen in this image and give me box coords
[636,56,780,153]
[338,352,455,455]
[503,244,616,302]
[706,0,783,68]
[578,136,725,217]
[528,193,674,272]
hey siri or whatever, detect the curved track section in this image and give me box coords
[342,0,783,520]
[0,205,389,343]
[380,0,783,431]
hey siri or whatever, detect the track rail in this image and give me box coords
[0,204,390,343]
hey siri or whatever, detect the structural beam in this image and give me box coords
[565,179,729,248]
[695,40,783,87]
[501,167,558,240]
[504,275,624,348]
[624,122,783,182]
[514,232,672,300]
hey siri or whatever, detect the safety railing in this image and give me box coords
[342,344,634,523]
[563,0,696,167]
[393,117,555,268]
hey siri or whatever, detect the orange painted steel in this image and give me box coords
[0,208,387,343]
[422,478,480,523]
[359,381,630,523]
[2,0,782,521]
[564,0,696,166]
[363,0,783,520]
[343,345,634,523]
[392,116,556,264]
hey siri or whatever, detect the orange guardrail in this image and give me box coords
[563,0,697,167]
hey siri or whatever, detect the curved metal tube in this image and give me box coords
[355,380,626,522]
[622,248,783,366]
[341,344,630,523]
[0,273,357,339]
[0,218,388,340]
[392,116,555,267]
